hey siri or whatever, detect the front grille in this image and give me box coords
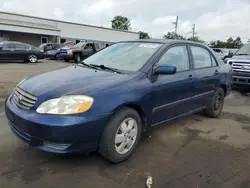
[13,87,37,109]
[231,61,250,73]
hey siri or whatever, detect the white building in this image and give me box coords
[0,11,139,47]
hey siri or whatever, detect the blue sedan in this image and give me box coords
[5,39,232,163]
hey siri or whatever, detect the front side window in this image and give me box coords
[84,42,162,72]
[191,46,212,69]
[157,46,190,72]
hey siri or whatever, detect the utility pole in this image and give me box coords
[191,24,197,38]
[173,16,178,34]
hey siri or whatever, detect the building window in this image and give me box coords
[41,37,48,44]
[60,38,66,44]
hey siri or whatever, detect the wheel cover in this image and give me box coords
[214,93,222,111]
[115,118,138,155]
[76,56,80,62]
[29,55,37,63]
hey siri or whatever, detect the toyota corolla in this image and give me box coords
[5,39,232,163]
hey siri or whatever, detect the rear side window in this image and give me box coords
[191,46,213,69]
[15,44,30,50]
[2,43,15,50]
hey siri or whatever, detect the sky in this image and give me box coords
[0,0,250,42]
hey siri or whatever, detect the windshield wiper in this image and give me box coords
[89,64,123,74]
[78,61,98,69]
[235,53,250,56]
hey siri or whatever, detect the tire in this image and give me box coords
[99,108,142,163]
[74,54,81,63]
[64,59,70,62]
[55,54,61,60]
[28,54,38,63]
[204,87,225,118]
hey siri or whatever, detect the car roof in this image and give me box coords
[2,41,28,45]
[122,39,208,47]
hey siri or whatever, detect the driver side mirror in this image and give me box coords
[154,65,177,75]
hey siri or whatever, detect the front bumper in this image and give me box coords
[5,96,110,153]
[61,53,73,60]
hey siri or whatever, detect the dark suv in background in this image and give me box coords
[60,42,101,63]
[0,41,44,63]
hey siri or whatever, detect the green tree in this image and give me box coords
[233,37,243,48]
[225,37,234,48]
[187,36,205,43]
[111,16,131,31]
[139,31,150,39]
[163,32,186,40]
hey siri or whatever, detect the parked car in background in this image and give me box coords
[44,44,63,60]
[5,39,232,163]
[223,49,239,63]
[226,43,250,92]
[60,42,101,63]
[39,43,63,53]
[212,48,227,60]
[0,41,44,63]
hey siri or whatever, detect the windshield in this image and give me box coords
[39,44,47,48]
[235,44,250,55]
[83,42,163,72]
[74,42,85,48]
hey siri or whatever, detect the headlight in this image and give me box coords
[36,95,94,115]
[67,50,72,54]
[40,49,44,52]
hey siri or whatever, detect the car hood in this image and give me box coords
[19,65,131,100]
[231,55,250,60]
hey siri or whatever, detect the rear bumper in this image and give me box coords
[5,96,110,153]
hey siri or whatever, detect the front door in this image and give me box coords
[189,45,221,108]
[151,45,196,126]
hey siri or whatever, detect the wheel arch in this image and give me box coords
[111,102,148,132]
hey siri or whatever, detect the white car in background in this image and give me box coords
[212,48,228,60]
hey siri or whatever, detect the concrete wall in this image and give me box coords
[0,11,139,43]
[2,31,56,46]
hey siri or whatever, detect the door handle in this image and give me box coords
[188,75,194,82]
[214,70,218,75]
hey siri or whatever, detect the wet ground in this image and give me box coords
[0,60,250,188]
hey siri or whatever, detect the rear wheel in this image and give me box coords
[204,87,225,118]
[64,59,70,62]
[28,54,38,63]
[74,54,81,63]
[99,108,142,163]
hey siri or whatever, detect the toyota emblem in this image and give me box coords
[17,94,23,103]
[242,65,250,70]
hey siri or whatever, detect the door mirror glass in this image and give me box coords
[154,65,177,75]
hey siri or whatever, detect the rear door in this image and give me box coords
[189,45,220,108]
[152,44,196,125]
[14,43,31,59]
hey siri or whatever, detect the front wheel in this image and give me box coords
[99,108,142,163]
[204,87,225,118]
[74,54,81,63]
[28,54,38,63]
